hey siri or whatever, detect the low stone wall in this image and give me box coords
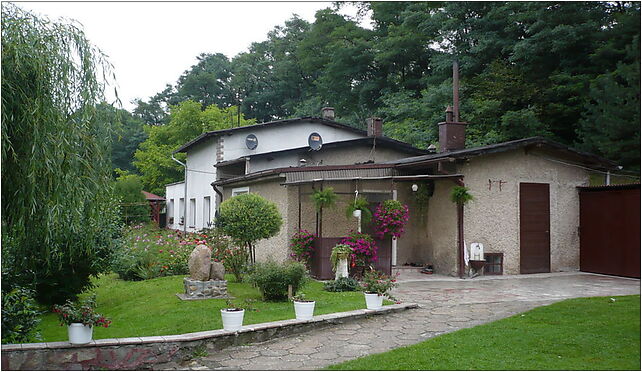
[1,303,417,370]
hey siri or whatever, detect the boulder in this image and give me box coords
[188,245,212,281]
[209,261,225,281]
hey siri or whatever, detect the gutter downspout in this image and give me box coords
[212,183,223,223]
[172,154,187,233]
[454,177,465,279]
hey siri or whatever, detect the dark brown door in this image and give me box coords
[520,183,551,274]
[579,187,640,278]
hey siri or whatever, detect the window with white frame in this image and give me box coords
[179,198,185,225]
[189,198,196,227]
[203,196,211,227]
[232,186,249,196]
[168,199,174,224]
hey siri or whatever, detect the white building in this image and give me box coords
[165,109,424,231]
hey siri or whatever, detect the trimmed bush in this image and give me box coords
[323,277,360,292]
[247,260,308,301]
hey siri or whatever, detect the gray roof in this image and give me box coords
[386,137,618,170]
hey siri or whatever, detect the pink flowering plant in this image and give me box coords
[289,229,316,267]
[52,295,111,328]
[340,231,378,267]
[373,200,409,239]
[361,270,399,301]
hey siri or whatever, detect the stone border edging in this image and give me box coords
[1,303,417,370]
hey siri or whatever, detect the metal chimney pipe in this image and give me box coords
[453,60,460,122]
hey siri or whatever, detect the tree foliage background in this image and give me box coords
[132,1,639,173]
[1,4,121,304]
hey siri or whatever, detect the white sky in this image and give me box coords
[15,1,367,111]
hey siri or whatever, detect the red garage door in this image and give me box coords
[579,184,640,278]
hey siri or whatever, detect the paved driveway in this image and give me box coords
[158,273,639,370]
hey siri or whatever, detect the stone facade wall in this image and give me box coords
[425,180,459,276]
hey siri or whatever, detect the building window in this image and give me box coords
[484,253,503,275]
[232,186,249,196]
[203,196,211,227]
[168,199,174,224]
[189,198,196,228]
[179,198,185,225]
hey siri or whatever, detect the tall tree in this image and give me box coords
[1,4,121,304]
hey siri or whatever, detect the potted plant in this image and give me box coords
[373,200,409,239]
[292,293,315,320]
[361,270,398,310]
[345,196,372,228]
[330,244,352,280]
[310,187,337,237]
[52,295,111,344]
[220,299,245,332]
[340,231,378,279]
[450,185,474,205]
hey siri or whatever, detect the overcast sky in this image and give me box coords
[16,1,366,111]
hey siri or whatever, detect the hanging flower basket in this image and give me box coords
[373,200,409,239]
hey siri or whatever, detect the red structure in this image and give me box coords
[142,191,165,225]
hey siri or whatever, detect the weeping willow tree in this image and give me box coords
[1,3,121,304]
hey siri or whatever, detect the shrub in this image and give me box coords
[1,287,41,344]
[247,260,308,301]
[323,277,360,292]
[218,193,282,264]
[289,229,316,267]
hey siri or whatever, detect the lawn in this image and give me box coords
[329,295,641,371]
[37,273,376,342]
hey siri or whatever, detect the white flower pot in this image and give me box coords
[221,309,245,331]
[293,301,316,320]
[364,293,384,310]
[68,323,93,344]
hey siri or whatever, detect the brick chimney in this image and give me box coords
[438,61,467,152]
[438,109,467,152]
[366,117,383,137]
[321,107,335,120]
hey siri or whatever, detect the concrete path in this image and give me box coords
[157,273,639,370]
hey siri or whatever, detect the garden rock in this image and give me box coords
[189,245,212,281]
[210,262,225,280]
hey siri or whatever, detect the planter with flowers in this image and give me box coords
[340,231,378,279]
[373,200,409,239]
[361,270,398,310]
[220,299,246,331]
[52,295,111,344]
[292,293,315,320]
[289,229,316,269]
[330,244,352,280]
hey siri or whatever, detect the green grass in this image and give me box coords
[37,273,380,342]
[329,295,641,371]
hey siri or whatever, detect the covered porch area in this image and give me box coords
[280,166,464,279]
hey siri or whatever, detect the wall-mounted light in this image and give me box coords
[411,184,419,192]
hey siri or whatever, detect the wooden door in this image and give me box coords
[520,183,551,274]
[579,186,640,278]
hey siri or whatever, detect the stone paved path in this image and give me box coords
[156,273,639,370]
